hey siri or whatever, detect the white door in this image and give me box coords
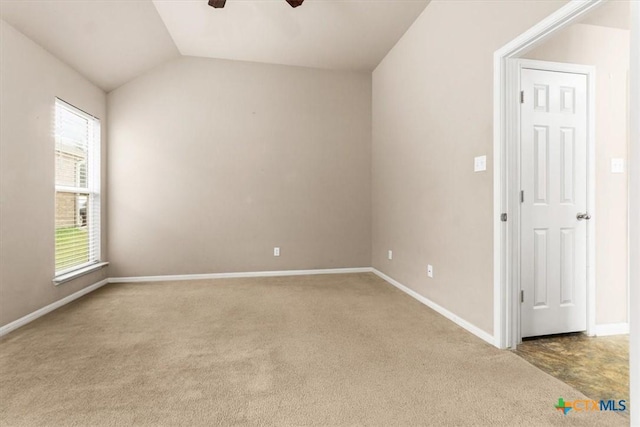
[520,67,589,338]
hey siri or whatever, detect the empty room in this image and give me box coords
[0,0,638,426]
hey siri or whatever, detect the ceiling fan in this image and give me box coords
[208,0,304,8]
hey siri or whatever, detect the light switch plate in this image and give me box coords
[388,250,393,260]
[611,158,625,174]
[474,155,487,172]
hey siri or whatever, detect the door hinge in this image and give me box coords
[501,213,508,222]
[520,91,524,104]
[521,290,524,303]
[520,190,524,203]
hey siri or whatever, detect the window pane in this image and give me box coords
[55,105,89,189]
[55,106,89,147]
[55,151,88,188]
[55,192,90,271]
[54,99,100,275]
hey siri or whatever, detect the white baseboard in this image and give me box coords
[372,268,496,347]
[0,279,110,337]
[593,322,629,337]
[109,267,373,283]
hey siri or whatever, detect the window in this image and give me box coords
[54,99,101,277]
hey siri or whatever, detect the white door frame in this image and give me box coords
[511,58,596,343]
[493,0,607,350]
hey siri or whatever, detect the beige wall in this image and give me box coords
[107,57,371,277]
[372,0,568,334]
[524,23,630,325]
[0,20,108,326]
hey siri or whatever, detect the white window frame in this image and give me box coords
[54,98,102,282]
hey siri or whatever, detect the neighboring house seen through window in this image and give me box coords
[54,99,101,277]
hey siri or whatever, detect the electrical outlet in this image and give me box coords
[273,247,280,257]
[427,264,434,278]
[388,250,393,260]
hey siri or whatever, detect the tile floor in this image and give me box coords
[515,333,629,416]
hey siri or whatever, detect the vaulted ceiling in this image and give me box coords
[0,0,633,93]
[0,0,430,92]
[152,0,430,73]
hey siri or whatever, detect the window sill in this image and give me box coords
[53,262,109,286]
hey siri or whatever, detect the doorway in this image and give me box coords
[493,0,637,421]
[493,0,634,350]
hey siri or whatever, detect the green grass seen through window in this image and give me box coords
[55,227,89,271]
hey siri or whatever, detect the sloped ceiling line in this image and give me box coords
[1,0,430,92]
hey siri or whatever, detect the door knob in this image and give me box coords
[576,212,591,221]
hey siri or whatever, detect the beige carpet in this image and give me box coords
[0,273,627,426]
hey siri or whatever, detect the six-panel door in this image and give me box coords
[520,68,588,338]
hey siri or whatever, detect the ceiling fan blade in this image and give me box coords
[285,0,304,7]
[208,0,226,8]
